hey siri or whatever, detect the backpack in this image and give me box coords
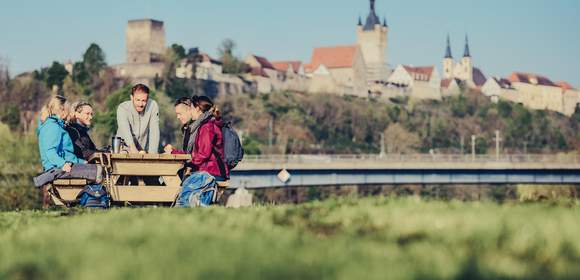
[176,172,217,207]
[77,184,110,209]
[221,122,244,169]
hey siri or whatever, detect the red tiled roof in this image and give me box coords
[310,45,358,69]
[508,72,557,87]
[250,55,275,70]
[556,81,574,90]
[303,63,315,72]
[441,78,452,88]
[271,61,302,73]
[403,65,434,81]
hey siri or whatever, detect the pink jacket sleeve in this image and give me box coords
[192,124,215,166]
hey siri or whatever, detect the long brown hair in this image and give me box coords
[191,95,220,118]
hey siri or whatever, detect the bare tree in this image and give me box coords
[384,123,421,154]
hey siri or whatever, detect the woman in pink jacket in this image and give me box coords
[166,96,229,181]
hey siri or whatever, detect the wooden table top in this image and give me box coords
[90,153,191,162]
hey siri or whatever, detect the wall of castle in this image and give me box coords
[511,82,564,112]
[126,20,165,64]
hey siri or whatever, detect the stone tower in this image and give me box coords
[356,0,389,82]
[442,35,454,79]
[126,19,165,64]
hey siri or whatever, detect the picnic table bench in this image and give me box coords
[45,153,230,207]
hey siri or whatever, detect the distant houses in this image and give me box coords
[109,1,580,117]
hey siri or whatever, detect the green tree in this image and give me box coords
[46,61,68,89]
[171,44,186,60]
[0,105,20,130]
[218,39,245,74]
[82,43,107,76]
[72,61,90,85]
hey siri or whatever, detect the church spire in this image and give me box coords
[445,34,453,59]
[358,16,362,26]
[463,34,471,57]
[363,0,381,31]
[383,16,387,27]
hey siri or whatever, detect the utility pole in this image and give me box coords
[379,132,385,158]
[460,135,464,155]
[471,135,476,161]
[268,118,273,152]
[494,130,502,161]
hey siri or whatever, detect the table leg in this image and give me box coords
[162,176,182,188]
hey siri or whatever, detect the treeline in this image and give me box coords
[216,90,580,155]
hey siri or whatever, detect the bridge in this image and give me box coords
[229,154,580,189]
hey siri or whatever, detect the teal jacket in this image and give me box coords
[37,116,85,171]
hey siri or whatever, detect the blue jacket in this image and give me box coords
[37,116,85,171]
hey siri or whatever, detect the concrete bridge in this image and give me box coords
[229,154,580,189]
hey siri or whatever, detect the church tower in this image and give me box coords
[442,35,454,80]
[357,0,389,82]
[458,35,473,82]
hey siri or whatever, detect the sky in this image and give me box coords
[0,0,579,86]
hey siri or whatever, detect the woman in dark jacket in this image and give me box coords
[65,101,98,160]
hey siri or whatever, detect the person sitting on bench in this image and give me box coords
[34,95,103,187]
[164,96,229,181]
[65,101,98,160]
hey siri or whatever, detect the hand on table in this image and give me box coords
[62,162,73,173]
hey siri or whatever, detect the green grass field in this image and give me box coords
[1,197,579,280]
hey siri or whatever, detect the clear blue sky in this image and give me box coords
[1,0,579,85]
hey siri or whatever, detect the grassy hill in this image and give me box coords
[1,197,579,280]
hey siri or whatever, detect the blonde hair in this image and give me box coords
[40,95,68,123]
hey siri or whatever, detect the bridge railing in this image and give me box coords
[243,154,580,164]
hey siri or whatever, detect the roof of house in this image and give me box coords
[441,78,459,88]
[310,45,358,69]
[271,61,302,73]
[249,55,275,70]
[472,67,486,87]
[402,65,435,81]
[556,81,575,90]
[508,72,557,87]
[492,77,513,89]
[198,53,222,65]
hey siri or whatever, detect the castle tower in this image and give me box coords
[126,19,166,64]
[357,0,389,82]
[442,35,454,79]
[459,35,473,82]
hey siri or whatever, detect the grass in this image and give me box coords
[1,197,579,280]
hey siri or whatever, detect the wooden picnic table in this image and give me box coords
[52,153,192,205]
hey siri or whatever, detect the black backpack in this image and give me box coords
[212,122,244,179]
[221,122,244,169]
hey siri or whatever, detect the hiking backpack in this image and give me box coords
[221,122,244,169]
[77,184,110,209]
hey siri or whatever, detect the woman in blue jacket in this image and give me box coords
[36,95,102,184]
